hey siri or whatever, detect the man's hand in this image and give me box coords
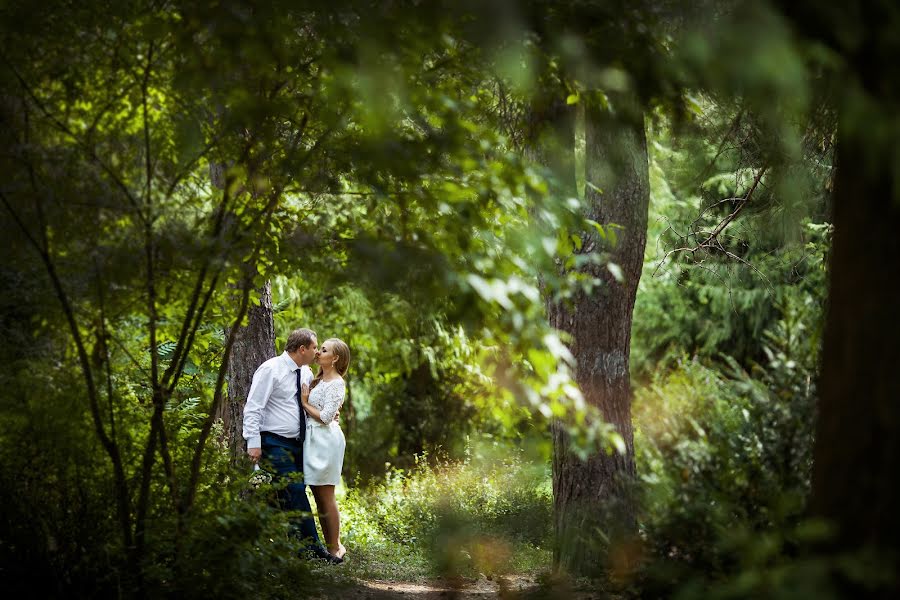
[333,408,340,423]
[248,447,262,463]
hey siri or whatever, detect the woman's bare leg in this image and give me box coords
[310,486,331,550]
[311,484,344,557]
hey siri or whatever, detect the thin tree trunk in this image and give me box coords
[219,280,276,461]
[810,134,900,597]
[548,93,649,577]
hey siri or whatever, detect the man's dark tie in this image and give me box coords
[296,368,306,443]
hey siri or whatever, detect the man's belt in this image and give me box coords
[260,431,302,444]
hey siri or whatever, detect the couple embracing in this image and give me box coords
[242,328,350,564]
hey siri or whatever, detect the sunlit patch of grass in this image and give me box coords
[333,441,553,581]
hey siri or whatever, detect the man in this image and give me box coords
[242,327,342,563]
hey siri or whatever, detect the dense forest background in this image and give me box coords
[1,1,898,598]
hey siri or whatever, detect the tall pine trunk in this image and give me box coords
[548,94,649,577]
[208,158,278,461]
[810,133,900,596]
[218,281,276,461]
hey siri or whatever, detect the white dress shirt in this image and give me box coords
[242,352,313,449]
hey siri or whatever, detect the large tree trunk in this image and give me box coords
[208,155,278,461]
[810,132,900,596]
[548,94,649,577]
[218,281,276,461]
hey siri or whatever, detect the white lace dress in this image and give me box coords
[302,378,346,486]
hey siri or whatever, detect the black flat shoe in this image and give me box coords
[303,545,344,564]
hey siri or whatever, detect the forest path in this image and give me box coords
[342,576,531,598]
[319,575,603,599]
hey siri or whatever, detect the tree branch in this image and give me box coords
[0,189,134,553]
[161,147,248,393]
[651,166,774,293]
[1,54,147,224]
[698,166,767,247]
[182,182,285,513]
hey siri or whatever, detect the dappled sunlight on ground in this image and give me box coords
[312,574,612,599]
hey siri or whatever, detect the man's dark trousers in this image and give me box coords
[260,431,320,547]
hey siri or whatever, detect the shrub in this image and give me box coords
[633,303,819,592]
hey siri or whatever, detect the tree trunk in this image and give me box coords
[548,93,649,577]
[810,132,900,596]
[208,153,278,461]
[219,281,276,461]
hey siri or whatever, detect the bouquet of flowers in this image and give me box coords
[248,463,273,488]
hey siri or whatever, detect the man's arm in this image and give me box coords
[300,365,313,388]
[243,364,275,462]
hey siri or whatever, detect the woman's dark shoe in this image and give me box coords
[303,545,344,564]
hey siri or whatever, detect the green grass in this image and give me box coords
[325,444,553,582]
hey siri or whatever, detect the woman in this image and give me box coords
[300,337,350,560]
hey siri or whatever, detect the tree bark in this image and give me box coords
[208,153,278,461]
[218,280,276,461]
[810,133,900,596]
[773,2,900,593]
[548,93,649,577]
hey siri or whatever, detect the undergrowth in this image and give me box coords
[331,443,553,582]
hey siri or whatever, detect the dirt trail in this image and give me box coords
[327,576,603,599]
[345,576,530,598]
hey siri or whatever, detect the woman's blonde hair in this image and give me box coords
[311,338,351,388]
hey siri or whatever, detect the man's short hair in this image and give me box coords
[285,328,317,352]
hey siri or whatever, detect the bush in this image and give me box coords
[632,220,830,382]
[0,362,318,598]
[633,299,819,592]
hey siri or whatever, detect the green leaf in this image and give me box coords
[157,341,177,361]
[585,181,604,195]
[585,219,606,240]
[466,274,513,310]
[685,93,705,117]
[571,234,582,251]
[607,262,624,282]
